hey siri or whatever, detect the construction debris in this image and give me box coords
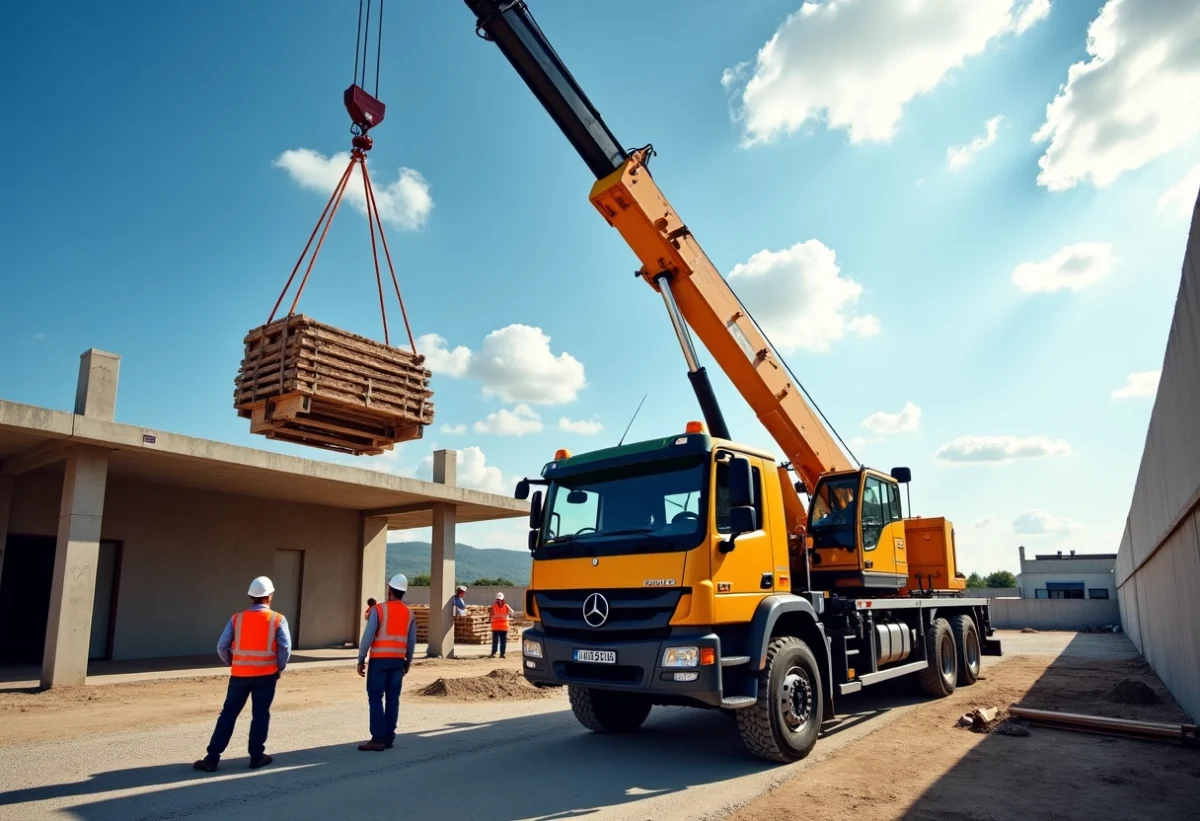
[417,669,552,701]
[1106,679,1160,705]
[956,706,1003,733]
[1020,628,1040,634]
[233,315,433,455]
[411,605,527,645]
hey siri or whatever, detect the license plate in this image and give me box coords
[573,649,616,664]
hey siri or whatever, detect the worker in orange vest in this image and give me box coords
[193,575,291,772]
[489,592,514,659]
[356,573,417,751]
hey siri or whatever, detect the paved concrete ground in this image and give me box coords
[0,630,1134,821]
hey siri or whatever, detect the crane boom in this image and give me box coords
[466,0,853,511]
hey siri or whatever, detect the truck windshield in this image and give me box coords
[809,474,859,549]
[542,458,707,552]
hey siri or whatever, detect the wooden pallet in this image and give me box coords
[233,314,434,455]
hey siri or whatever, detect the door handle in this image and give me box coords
[760,572,773,590]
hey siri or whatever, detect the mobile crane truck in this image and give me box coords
[464,0,1002,762]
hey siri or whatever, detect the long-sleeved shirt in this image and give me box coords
[359,601,418,665]
[452,595,467,617]
[217,603,292,673]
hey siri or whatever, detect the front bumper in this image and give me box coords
[520,626,724,707]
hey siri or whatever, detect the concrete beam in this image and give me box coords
[359,516,388,635]
[426,449,458,658]
[42,447,110,688]
[75,349,120,421]
[361,502,434,518]
[0,440,71,477]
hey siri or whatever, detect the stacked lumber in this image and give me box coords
[233,314,434,456]
[410,605,525,645]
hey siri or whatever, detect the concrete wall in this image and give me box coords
[1115,187,1200,721]
[1016,571,1116,600]
[405,585,526,613]
[966,588,1018,599]
[989,598,1121,631]
[9,467,362,659]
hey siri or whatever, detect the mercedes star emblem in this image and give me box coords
[582,592,610,628]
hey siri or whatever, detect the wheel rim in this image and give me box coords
[779,665,813,734]
[966,630,980,673]
[939,633,955,681]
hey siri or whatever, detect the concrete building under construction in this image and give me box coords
[0,349,526,688]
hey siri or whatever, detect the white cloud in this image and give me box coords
[418,325,586,405]
[440,423,467,435]
[274,148,433,230]
[1013,509,1082,536]
[559,417,604,435]
[847,435,883,453]
[31,332,47,342]
[728,240,879,353]
[1111,369,1161,399]
[975,515,995,529]
[935,435,1071,463]
[947,115,1004,170]
[861,401,921,435]
[724,0,1049,146]
[1011,242,1115,293]
[473,404,544,437]
[1032,0,1200,191]
[1156,163,1200,217]
[419,446,510,495]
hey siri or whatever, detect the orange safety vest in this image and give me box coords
[370,600,412,660]
[230,609,281,677]
[490,601,510,632]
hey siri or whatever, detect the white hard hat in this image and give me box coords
[456,585,467,592]
[388,573,409,593]
[495,591,505,600]
[248,576,274,597]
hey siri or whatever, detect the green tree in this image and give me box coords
[472,577,516,587]
[410,573,431,587]
[985,570,1017,589]
[965,572,985,588]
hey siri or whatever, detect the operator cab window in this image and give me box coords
[714,452,764,534]
[861,476,885,549]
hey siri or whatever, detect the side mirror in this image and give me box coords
[515,479,531,500]
[566,489,588,505]
[528,529,538,551]
[794,480,808,496]
[529,490,543,531]
[728,456,754,508]
[890,466,912,484]
[720,505,757,554]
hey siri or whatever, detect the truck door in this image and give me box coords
[861,474,907,584]
[710,449,774,624]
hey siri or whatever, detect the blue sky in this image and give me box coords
[2,0,1197,574]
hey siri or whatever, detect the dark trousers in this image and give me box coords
[491,630,508,656]
[367,657,406,744]
[206,672,278,761]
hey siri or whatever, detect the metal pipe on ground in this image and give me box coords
[1008,706,1198,747]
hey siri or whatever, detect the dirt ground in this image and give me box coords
[727,653,1199,821]
[0,655,527,747]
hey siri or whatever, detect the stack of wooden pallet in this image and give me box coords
[410,605,522,645]
[233,314,434,456]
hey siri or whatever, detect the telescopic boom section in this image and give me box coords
[465,0,853,497]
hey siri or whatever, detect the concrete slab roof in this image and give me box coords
[0,399,527,530]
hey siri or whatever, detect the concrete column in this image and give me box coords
[42,448,109,688]
[359,515,388,634]
[426,450,458,658]
[0,476,13,591]
[75,349,121,420]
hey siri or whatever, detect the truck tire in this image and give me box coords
[917,617,957,697]
[736,636,823,763]
[951,614,981,686]
[568,686,651,733]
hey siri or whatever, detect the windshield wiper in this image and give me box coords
[569,527,673,547]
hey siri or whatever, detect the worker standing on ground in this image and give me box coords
[489,592,514,659]
[193,576,290,772]
[453,585,468,617]
[357,573,416,752]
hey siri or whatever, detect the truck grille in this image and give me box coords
[534,588,686,640]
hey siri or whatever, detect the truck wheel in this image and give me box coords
[952,614,981,686]
[917,617,957,697]
[736,637,823,763]
[568,686,651,733]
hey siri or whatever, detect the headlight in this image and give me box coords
[662,646,699,667]
[523,638,544,659]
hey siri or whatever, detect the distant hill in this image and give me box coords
[386,541,531,585]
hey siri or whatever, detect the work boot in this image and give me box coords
[249,754,273,770]
[500,654,506,659]
[358,740,386,752]
[488,653,496,658]
[192,757,218,773]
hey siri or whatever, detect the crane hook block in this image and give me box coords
[344,84,386,133]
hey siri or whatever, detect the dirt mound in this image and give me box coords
[417,669,552,701]
[1020,628,1039,634]
[1107,679,1160,705]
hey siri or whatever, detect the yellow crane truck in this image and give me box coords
[465,0,1002,762]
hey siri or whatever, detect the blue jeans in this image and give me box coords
[491,631,508,656]
[206,672,278,761]
[367,657,407,744]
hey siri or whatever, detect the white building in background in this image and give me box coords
[1016,545,1116,601]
